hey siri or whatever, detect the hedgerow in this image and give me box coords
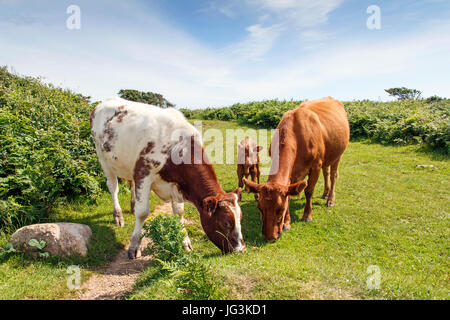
[181,99,450,153]
[0,67,101,233]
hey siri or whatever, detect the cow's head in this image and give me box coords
[201,188,245,253]
[243,178,307,241]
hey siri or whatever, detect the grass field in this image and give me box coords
[1,120,448,300]
[128,120,449,300]
[0,189,160,299]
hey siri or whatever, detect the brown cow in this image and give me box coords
[237,137,263,190]
[243,97,350,241]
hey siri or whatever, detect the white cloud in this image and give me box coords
[198,0,238,19]
[258,14,270,22]
[228,23,283,60]
[218,6,235,18]
[299,30,328,42]
[229,21,450,101]
[248,0,344,27]
[212,0,344,28]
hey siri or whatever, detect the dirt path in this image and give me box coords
[76,202,173,300]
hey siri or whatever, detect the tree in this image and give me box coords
[426,95,444,103]
[385,87,422,100]
[118,89,175,108]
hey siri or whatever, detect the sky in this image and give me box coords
[1,0,449,108]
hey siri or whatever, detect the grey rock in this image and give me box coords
[10,223,92,257]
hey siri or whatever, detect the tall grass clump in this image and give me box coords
[143,213,226,299]
[0,67,101,233]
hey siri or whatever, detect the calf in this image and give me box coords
[237,137,263,190]
[244,97,350,241]
[91,97,245,258]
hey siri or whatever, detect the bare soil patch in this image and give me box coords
[76,202,174,300]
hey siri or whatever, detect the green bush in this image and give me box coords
[143,213,186,262]
[345,99,450,153]
[142,213,226,299]
[0,67,102,233]
[158,255,226,300]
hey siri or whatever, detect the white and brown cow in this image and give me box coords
[91,97,245,259]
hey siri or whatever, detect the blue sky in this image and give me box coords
[1,0,449,108]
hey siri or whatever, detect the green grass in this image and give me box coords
[1,120,448,300]
[0,184,160,300]
[128,120,449,300]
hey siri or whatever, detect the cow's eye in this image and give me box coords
[276,213,283,223]
[223,221,232,229]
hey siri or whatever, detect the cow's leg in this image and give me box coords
[256,164,261,184]
[283,199,291,231]
[250,166,257,183]
[106,174,124,227]
[172,201,193,252]
[128,180,136,215]
[302,167,321,222]
[128,178,152,259]
[322,166,330,199]
[326,158,341,207]
[237,166,244,188]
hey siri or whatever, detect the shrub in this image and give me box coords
[142,213,226,299]
[159,254,226,300]
[183,98,449,154]
[0,66,102,232]
[143,213,186,262]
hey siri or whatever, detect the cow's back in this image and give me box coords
[91,97,198,180]
[292,97,350,167]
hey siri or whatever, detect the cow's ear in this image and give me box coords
[253,145,263,152]
[203,196,219,216]
[232,187,242,202]
[286,181,308,196]
[243,178,260,194]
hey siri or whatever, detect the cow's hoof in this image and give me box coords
[183,238,193,252]
[326,202,335,208]
[135,249,142,258]
[128,249,138,260]
[114,217,125,227]
[321,194,328,199]
[283,225,291,231]
[301,218,313,222]
[114,221,125,227]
